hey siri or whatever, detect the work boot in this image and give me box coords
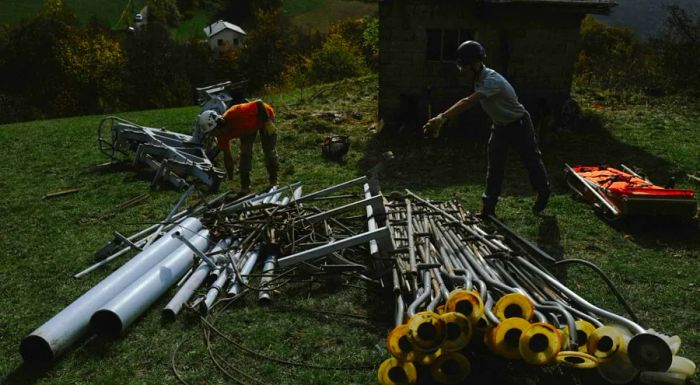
[479,196,497,218]
[240,172,251,195]
[532,190,550,214]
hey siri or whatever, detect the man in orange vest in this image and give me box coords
[197,100,279,193]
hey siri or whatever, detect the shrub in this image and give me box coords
[308,33,368,84]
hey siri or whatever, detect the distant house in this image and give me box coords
[204,20,247,53]
[378,0,616,133]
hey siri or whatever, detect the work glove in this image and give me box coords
[422,114,447,138]
[263,121,277,136]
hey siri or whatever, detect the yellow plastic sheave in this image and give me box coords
[492,293,534,321]
[430,352,471,385]
[407,311,447,353]
[556,351,599,369]
[445,290,484,323]
[440,312,473,352]
[377,357,418,385]
[519,322,562,365]
[574,320,597,353]
[587,325,628,363]
[416,348,442,366]
[492,317,531,359]
[387,324,424,362]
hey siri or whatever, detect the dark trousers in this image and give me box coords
[239,129,279,186]
[483,112,550,207]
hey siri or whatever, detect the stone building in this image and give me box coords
[378,0,615,133]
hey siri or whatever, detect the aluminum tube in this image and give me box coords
[20,217,202,364]
[162,240,230,319]
[200,269,229,314]
[405,199,418,289]
[363,183,380,256]
[407,271,431,317]
[162,261,209,320]
[91,229,211,336]
[395,294,405,326]
[258,251,278,304]
[515,256,645,334]
[74,238,149,279]
[228,250,259,295]
[297,176,367,202]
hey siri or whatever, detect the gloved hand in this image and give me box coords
[263,121,277,136]
[422,114,447,138]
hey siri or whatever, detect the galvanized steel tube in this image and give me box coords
[90,229,211,336]
[20,217,202,365]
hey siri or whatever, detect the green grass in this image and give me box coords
[174,12,210,41]
[1,76,699,384]
[286,0,377,33]
[0,0,145,28]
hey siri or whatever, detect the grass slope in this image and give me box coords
[286,0,377,33]
[1,76,699,384]
[0,0,144,27]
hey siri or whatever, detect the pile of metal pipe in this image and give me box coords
[20,176,394,366]
[377,190,696,385]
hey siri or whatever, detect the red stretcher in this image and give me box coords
[564,164,697,221]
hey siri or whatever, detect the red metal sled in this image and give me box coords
[564,164,697,221]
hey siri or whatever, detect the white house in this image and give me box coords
[203,20,247,52]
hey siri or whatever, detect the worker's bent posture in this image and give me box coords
[197,100,279,193]
[423,40,550,216]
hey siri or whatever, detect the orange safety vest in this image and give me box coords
[216,101,275,150]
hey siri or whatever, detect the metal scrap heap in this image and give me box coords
[378,190,695,385]
[19,177,696,384]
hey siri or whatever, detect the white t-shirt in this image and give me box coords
[474,67,526,125]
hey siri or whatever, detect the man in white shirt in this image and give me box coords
[423,40,550,216]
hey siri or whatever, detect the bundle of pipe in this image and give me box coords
[377,190,696,385]
[21,176,395,367]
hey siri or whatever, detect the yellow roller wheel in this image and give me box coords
[492,317,531,360]
[445,290,484,323]
[587,325,627,363]
[556,351,599,369]
[492,293,534,321]
[574,320,597,353]
[407,311,446,353]
[430,352,471,384]
[440,312,473,352]
[377,357,418,385]
[416,348,442,366]
[387,324,425,362]
[519,322,562,365]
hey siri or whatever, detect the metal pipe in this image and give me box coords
[199,268,229,314]
[228,250,259,295]
[258,250,278,304]
[20,217,202,364]
[162,240,230,319]
[515,256,644,334]
[90,229,212,336]
[297,176,367,202]
[144,185,195,248]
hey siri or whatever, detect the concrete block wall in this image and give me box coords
[379,0,587,131]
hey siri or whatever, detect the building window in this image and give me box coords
[233,38,239,46]
[217,39,224,46]
[426,29,475,62]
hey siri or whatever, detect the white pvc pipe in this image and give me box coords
[162,240,230,320]
[90,229,211,336]
[228,250,259,296]
[20,217,202,365]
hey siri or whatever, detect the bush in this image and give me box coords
[308,33,368,84]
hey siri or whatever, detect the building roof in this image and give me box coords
[203,20,247,38]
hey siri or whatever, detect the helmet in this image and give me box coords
[197,110,223,135]
[321,135,350,160]
[456,40,486,67]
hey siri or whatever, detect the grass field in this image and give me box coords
[0,0,144,28]
[288,0,377,33]
[0,76,698,384]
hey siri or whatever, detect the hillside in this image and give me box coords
[596,0,700,38]
[0,76,699,384]
[0,0,144,27]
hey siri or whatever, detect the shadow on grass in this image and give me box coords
[358,112,683,198]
